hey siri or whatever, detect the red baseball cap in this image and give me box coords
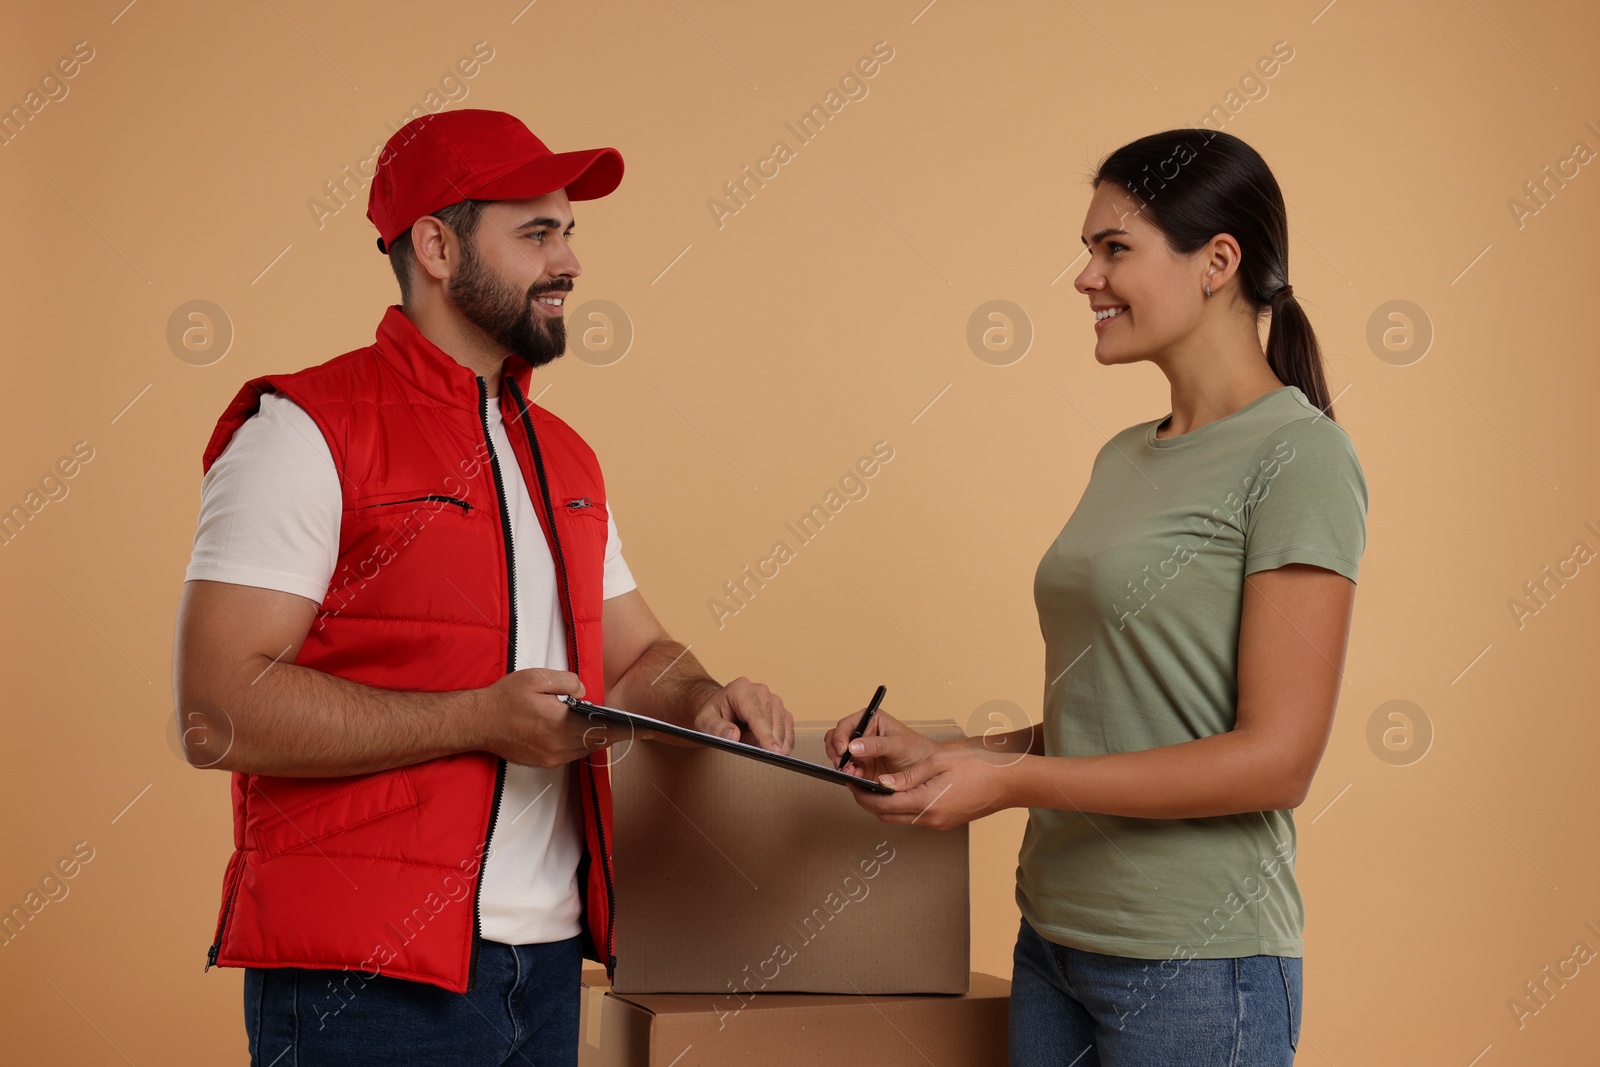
[367,108,624,254]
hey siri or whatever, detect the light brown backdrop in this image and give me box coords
[3,0,1597,1063]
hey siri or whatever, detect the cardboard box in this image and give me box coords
[607,720,969,994]
[579,967,1010,1066]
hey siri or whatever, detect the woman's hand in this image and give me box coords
[847,739,1014,830]
[825,707,937,783]
[827,707,1019,830]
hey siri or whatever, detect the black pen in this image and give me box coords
[838,685,887,770]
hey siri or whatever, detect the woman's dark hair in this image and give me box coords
[1090,129,1335,420]
[386,198,489,306]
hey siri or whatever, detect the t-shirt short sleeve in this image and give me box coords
[184,392,342,604]
[1242,415,1368,583]
[602,505,637,600]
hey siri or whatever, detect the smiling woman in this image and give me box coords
[829,129,1365,1067]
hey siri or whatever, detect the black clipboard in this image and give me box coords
[560,696,895,795]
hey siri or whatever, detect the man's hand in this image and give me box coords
[690,676,794,754]
[472,668,636,768]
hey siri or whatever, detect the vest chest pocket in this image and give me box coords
[333,489,484,609]
[554,497,609,607]
[555,497,608,549]
[350,492,475,515]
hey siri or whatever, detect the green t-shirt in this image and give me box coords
[1016,384,1368,960]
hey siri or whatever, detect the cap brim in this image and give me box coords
[472,147,624,203]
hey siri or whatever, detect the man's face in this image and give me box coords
[446,191,582,369]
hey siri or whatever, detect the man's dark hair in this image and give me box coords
[386,199,489,305]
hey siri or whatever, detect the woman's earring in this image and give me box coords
[1204,281,1212,298]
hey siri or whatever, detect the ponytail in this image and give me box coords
[1266,287,1334,416]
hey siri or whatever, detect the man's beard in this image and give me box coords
[447,238,569,369]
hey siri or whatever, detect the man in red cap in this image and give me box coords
[174,109,795,1065]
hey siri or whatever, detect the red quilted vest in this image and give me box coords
[198,304,615,993]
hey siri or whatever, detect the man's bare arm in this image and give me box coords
[173,579,610,777]
[600,589,793,753]
[600,590,718,725]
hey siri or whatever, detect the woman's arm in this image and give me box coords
[965,722,1044,758]
[849,563,1355,829]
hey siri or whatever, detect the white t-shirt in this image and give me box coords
[185,391,637,945]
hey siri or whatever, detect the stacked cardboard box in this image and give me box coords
[608,720,969,994]
[584,720,1010,1064]
[579,967,1011,1067]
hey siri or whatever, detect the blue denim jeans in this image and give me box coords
[1010,916,1301,1066]
[244,936,582,1066]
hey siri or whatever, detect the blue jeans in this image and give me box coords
[244,936,582,1066]
[1009,916,1301,1066]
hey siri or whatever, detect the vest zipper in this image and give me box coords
[506,376,617,978]
[205,854,244,970]
[588,742,617,978]
[204,892,234,970]
[468,375,516,992]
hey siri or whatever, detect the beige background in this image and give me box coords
[3,0,1598,1062]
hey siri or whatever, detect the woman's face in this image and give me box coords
[1074,182,1212,368]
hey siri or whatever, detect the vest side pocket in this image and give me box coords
[246,767,419,859]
